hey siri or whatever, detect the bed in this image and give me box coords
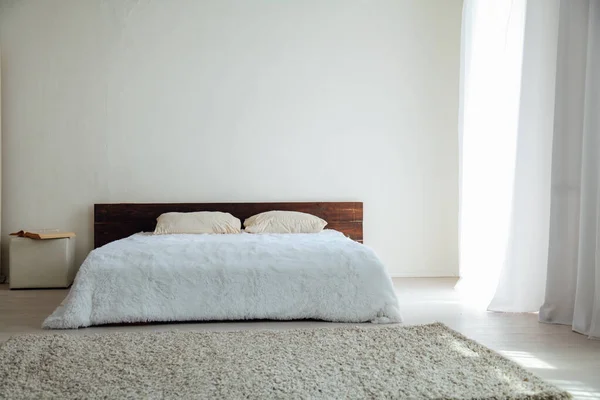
[43,202,402,329]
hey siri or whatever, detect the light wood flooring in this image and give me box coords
[1,278,599,399]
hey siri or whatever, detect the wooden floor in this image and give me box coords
[1,278,599,399]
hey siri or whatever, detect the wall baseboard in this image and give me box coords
[389,271,459,278]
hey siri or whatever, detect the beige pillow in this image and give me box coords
[244,211,327,234]
[154,212,241,235]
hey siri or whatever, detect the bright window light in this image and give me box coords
[457,0,527,307]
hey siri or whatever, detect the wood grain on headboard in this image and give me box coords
[94,202,363,248]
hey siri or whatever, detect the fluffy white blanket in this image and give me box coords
[43,230,402,329]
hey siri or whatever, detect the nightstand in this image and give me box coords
[9,236,77,289]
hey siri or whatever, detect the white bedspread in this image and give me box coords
[43,230,402,329]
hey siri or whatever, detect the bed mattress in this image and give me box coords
[43,230,402,329]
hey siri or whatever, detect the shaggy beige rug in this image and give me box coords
[0,323,569,399]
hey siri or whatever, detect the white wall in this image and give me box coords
[0,0,461,278]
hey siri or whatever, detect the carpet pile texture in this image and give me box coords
[0,323,570,399]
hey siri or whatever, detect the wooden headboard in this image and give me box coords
[94,202,363,248]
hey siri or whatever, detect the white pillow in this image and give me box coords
[244,211,327,234]
[154,212,241,235]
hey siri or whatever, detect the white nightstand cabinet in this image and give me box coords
[9,237,77,289]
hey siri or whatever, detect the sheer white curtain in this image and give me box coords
[459,0,600,339]
[486,0,559,312]
[457,0,527,306]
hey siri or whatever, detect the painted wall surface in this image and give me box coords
[0,0,461,277]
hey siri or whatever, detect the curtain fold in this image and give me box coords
[539,0,600,339]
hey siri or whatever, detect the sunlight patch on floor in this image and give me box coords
[549,380,600,399]
[499,350,556,370]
